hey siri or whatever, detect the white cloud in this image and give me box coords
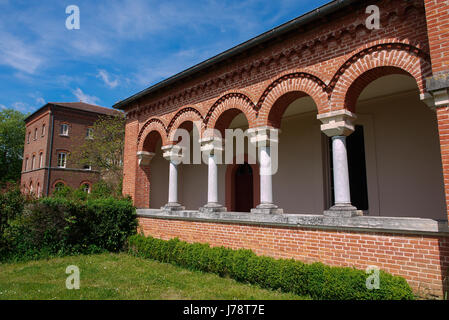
[11,102,31,113]
[72,88,100,105]
[97,69,119,88]
[0,31,42,74]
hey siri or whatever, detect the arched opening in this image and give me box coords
[217,108,259,212]
[140,130,167,209]
[268,92,325,214]
[170,120,207,210]
[347,69,445,219]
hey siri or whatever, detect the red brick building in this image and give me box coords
[21,102,116,196]
[115,0,449,297]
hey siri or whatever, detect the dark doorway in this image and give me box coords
[234,162,253,212]
[329,125,369,211]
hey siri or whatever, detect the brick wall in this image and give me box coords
[424,0,449,74]
[138,216,449,298]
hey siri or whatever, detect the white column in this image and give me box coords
[199,137,226,212]
[317,109,359,217]
[248,127,283,214]
[207,153,218,204]
[259,146,273,204]
[161,145,185,211]
[168,160,178,204]
[332,136,351,206]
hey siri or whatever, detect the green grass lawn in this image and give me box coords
[0,253,307,300]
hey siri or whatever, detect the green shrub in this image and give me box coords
[2,196,137,262]
[128,234,415,300]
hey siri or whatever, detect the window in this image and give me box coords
[25,158,29,171]
[86,127,93,139]
[34,128,38,140]
[81,183,91,193]
[29,182,34,195]
[37,183,41,198]
[60,124,69,136]
[54,182,65,191]
[39,152,43,168]
[83,164,92,170]
[42,124,46,137]
[57,152,67,168]
[31,155,35,170]
[27,132,30,144]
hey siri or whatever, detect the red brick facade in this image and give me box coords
[117,0,449,297]
[21,102,115,196]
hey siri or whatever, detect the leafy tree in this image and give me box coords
[0,109,27,185]
[71,113,125,190]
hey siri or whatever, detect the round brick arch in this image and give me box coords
[257,72,328,127]
[256,72,328,128]
[167,107,204,142]
[329,43,431,112]
[204,93,257,131]
[137,118,168,152]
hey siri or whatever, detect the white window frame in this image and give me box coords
[86,127,93,139]
[34,128,38,140]
[39,153,43,168]
[60,124,69,136]
[83,164,92,171]
[57,152,67,168]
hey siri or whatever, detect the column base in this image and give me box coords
[323,204,363,218]
[199,203,227,213]
[251,203,283,214]
[161,203,185,211]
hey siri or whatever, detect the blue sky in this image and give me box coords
[0,0,329,114]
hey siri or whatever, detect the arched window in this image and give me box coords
[39,152,43,168]
[31,155,35,170]
[81,182,91,193]
[54,181,66,191]
[37,183,41,198]
[29,181,34,194]
[42,124,46,137]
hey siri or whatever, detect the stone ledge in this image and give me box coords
[136,209,449,236]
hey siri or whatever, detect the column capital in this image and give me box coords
[199,136,223,154]
[420,90,449,111]
[161,144,184,163]
[247,126,280,146]
[317,109,356,137]
[136,151,155,167]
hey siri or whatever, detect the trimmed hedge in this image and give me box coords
[128,234,415,300]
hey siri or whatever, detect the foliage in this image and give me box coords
[128,234,415,300]
[0,184,32,257]
[70,113,125,187]
[0,108,27,185]
[52,180,127,201]
[0,189,137,262]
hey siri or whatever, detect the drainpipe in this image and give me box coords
[46,108,55,196]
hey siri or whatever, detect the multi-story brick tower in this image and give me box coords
[21,102,116,196]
